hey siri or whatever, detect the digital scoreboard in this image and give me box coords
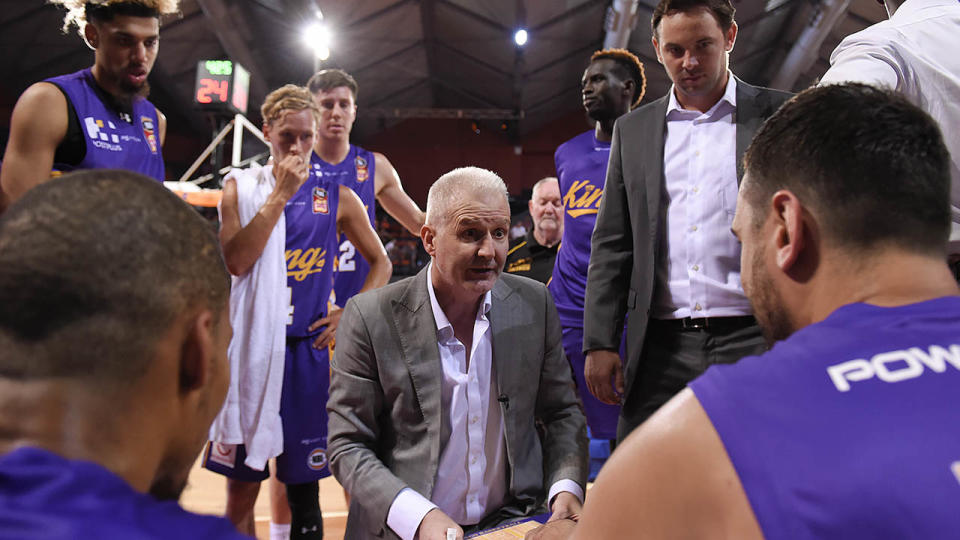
[194,60,250,114]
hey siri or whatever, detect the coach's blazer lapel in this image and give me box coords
[643,96,670,238]
[490,275,520,417]
[489,276,530,504]
[392,268,445,490]
[640,94,670,248]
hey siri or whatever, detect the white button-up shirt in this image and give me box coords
[386,265,582,539]
[819,0,960,246]
[652,73,752,319]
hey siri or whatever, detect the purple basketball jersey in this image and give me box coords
[548,130,610,329]
[0,447,249,539]
[691,297,960,538]
[285,170,340,337]
[46,68,164,181]
[310,146,377,307]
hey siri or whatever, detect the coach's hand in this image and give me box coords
[416,508,462,540]
[310,304,343,350]
[584,349,623,405]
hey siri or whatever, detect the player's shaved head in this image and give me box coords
[0,170,229,384]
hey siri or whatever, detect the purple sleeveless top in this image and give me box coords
[284,168,340,337]
[691,297,960,539]
[310,146,376,307]
[46,68,164,181]
[0,447,249,539]
[548,130,610,329]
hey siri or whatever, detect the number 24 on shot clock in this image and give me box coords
[194,59,250,114]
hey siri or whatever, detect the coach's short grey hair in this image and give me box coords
[425,167,509,228]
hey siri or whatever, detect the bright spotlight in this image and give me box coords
[303,22,333,59]
[514,28,528,47]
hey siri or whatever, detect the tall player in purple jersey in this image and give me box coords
[0,0,177,211]
[531,84,960,540]
[206,85,390,539]
[306,69,425,317]
[548,49,645,461]
[0,170,246,539]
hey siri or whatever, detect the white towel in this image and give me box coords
[208,164,287,471]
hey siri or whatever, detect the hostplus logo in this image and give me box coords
[83,117,140,152]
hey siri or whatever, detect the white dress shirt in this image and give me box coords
[652,73,752,319]
[386,264,582,540]
[819,0,960,245]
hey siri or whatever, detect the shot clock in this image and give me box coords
[194,60,250,114]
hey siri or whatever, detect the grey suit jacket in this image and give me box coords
[327,268,588,539]
[583,77,792,400]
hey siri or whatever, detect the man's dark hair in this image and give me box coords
[0,170,230,381]
[590,48,647,109]
[744,83,951,256]
[652,0,735,36]
[307,69,359,101]
[86,2,160,22]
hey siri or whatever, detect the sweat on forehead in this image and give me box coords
[425,167,509,226]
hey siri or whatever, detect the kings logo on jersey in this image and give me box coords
[355,155,369,182]
[563,179,604,218]
[141,116,158,154]
[312,186,329,214]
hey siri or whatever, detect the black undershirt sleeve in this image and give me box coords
[49,82,85,167]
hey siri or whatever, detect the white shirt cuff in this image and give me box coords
[548,479,584,507]
[386,487,438,540]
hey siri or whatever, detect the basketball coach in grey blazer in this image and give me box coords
[582,0,793,442]
[327,167,588,540]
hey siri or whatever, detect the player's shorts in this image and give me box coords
[203,335,332,484]
[562,325,625,441]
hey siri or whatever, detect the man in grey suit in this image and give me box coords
[583,0,792,442]
[327,166,588,540]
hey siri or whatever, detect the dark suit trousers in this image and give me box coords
[617,317,767,442]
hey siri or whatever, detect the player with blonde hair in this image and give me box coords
[204,84,391,540]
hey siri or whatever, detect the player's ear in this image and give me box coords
[622,78,635,99]
[772,190,804,272]
[84,23,99,49]
[179,309,217,394]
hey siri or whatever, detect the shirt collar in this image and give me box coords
[526,229,548,251]
[426,262,493,342]
[666,70,737,117]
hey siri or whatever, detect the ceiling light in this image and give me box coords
[303,22,333,59]
[514,28,528,47]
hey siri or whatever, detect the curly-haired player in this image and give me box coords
[0,0,179,211]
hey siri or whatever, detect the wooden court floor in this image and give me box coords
[181,457,596,539]
[180,457,349,539]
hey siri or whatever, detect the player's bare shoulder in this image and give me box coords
[10,82,70,140]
